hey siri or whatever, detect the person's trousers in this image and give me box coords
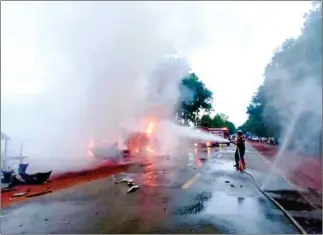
[235,148,246,167]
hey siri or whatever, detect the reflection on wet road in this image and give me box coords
[1,144,313,234]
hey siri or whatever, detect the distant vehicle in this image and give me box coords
[268,137,278,145]
[251,136,259,142]
[195,127,230,147]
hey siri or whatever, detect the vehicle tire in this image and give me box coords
[227,143,230,146]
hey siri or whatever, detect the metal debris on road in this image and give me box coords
[112,175,140,193]
[127,185,139,193]
[230,184,235,188]
[2,164,52,188]
[12,192,28,197]
[25,190,52,198]
[112,175,133,184]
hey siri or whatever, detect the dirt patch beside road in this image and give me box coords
[248,141,322,195]
[1,163,131,208]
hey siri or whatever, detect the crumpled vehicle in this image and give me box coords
[2,164,52,188]
[90,131,154,161]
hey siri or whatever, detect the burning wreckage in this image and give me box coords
[1,120,156,193]
[88,121,158,193]
[89,120,157,160]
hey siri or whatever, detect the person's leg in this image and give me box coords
[240,149,246,169]
[234,149,239,167]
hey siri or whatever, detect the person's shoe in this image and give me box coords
[234,164,238,168]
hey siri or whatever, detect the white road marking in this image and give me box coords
[181,173,201,189]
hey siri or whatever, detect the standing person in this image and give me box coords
[234,130,246,169]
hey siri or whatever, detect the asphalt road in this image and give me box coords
[1,144,308,234]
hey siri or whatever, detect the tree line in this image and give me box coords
[239,2,322,155]
[177,73,237,134]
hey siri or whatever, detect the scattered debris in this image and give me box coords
[113,175,140,193]
[2,164,52,187]
[25,190,52,198]
[127,185,139,193]
[9,171,52,187]
[12,192,28,197]
[1,170,14,184]
[64,221,69,225]
[19,224,23,227]
[2,187,17,193]
[230,184,235,188]
[1,216,4,220]
[44,218,48,221]
[225,181,230,183]
[240,185,243,188]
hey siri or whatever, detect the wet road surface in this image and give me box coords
[1,144,316,234]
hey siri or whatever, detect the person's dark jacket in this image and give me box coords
[236,135,246,154]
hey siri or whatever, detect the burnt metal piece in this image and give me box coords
[8,171,52,187]
[1,170,14,184]
[12,192,28,197]
[25,190,52,198]
[127,185,139,193]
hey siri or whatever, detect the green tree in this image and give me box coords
[178,73,213,124]
[224,120,237,135]
[199,114,213,127]
[196,113,237,134]
[242,2,322,156]
[212,114,226,127]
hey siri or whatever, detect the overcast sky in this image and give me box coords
[186,1,312,126]
[1,1,312,127]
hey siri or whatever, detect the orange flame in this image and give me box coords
[146,121,155,135]
[87,139,95,158]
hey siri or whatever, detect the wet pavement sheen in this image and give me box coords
[1,144,302,234]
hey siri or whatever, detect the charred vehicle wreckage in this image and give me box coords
[1,120,157,194]
[1,132,52,190]
[89,120,158,160]
[87,121,158,193]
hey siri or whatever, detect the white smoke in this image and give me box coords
[1,1,219,174]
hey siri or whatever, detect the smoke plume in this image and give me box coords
[1,2,220,174]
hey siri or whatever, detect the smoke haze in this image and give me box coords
[1,2,220,173]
